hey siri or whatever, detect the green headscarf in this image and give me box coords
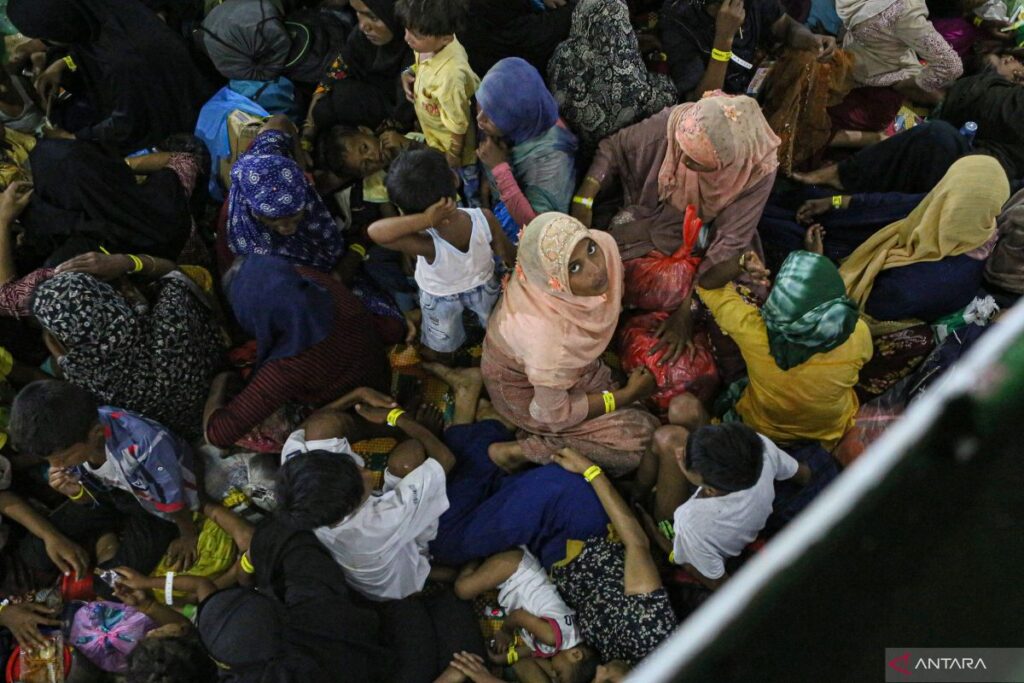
[761,251,859,370]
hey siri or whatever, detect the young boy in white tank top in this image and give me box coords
[368,148,516,356]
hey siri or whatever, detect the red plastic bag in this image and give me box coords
[618,311,720,411]
[623,205,703,312]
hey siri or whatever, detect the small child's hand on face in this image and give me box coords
[424,196,458,227]
[48,467,81,498]
[354,403,393,425]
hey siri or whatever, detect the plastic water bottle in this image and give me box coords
[959,121,978,146]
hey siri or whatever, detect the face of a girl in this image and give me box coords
[567,237,608,296]
[351,0,393,45]
[475,105,503,139]
[340,128,386,177]
[259,209,306,237]
[989,53,1024,84]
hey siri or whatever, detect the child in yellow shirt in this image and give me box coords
[396,0,481,204]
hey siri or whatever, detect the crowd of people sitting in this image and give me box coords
[0,0,1020,680]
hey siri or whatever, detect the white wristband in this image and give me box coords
[164,571,175,606]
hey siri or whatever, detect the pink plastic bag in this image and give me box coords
[70,601,156,673]
[618,311,721,411]
[623,205,703,312]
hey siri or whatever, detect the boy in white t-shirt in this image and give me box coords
[368,148,516,357]
[276,385,456,601]
[454,546,599,682]
[669,423,811,589]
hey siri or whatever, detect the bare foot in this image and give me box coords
[804,224,826,255]
[791,164,843,189]
[416,403,445,437]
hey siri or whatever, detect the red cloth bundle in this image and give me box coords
[618,311,720,411]
[623,205,703,312]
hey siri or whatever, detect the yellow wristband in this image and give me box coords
[300,138,314,152]
[349,243,368,260]
[831,195,844,209]
[711,48,732,62]
[127,254,144,273]
[507,647,520,665]
[62,55,77,71]
[601,390,616,414]
[240,551,255,574]
[973,15,983,26]
[583,465,603,483]
[386,408,406,427]
[69,484,86,501]
[572,195,594,209]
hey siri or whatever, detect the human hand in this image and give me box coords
[651,307,695,366]
[112,565,153,592]
[449,651,504,682]
[0,181,33,224]
[714,0,746,41]
[625,366,658,400]
[0,603,61,651]
[425,196,458,227]
[795,196,836,224]
[55,252,132,280]
[815,35,837,61]
[34,59,65,105]
[41,125,74,140]
[112,582,155,610]
[350,387,399,411]
[166,534,198,572]
[403,312,418,345]
[739,251,771,287]
[43,533,89,578]
[804,224,825,254]
[380,130,407,162]
[476,135,509,169]
[401,69,416,103]
[552,447,595,475]
[48,467,82,498]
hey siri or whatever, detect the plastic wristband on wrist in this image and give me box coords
[572,195,594,209]
[386,408,406,427]
[164,572,175,606]
[349,243,368,260]
[300,138,314,152]
[583,465,603,483]
[973,15,983,26]
[658,519,675,540]
[127,254,144,273]
[240,551,256,574]
[832,195,844,209]
[507,647,520,665]
[62,55,77,71]
[711,48,732,62]
[68,484,87,501]
[601,390,616,414]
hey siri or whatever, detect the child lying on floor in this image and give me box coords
[454,546,599,682]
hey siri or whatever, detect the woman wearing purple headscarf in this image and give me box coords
[227,118,345,273]
[475,58,578,241]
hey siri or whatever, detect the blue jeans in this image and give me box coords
[419,277,501,353]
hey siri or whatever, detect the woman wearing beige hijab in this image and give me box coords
[482,212,660,475]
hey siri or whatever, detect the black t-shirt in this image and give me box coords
[660,0,784,97]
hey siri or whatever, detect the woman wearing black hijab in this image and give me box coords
[8,0,213,154]
[309,0,414,133]
[196,518,383,683]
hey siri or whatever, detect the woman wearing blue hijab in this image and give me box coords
[475,58,578,242]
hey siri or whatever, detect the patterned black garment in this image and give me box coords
[551,537,678,662]
[31,271,223,440]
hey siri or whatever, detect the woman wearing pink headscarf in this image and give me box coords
[572,92,780,349]
[482,212,661,475]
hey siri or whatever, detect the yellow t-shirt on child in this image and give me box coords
[412,37,480,168]
[696,284,873,450]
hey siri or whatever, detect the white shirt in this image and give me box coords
[672,435,798,580]
[281,430,450,601]
[415,208,496,296]
[497,548,580,657]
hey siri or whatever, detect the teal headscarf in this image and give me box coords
[761,251,859,371]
